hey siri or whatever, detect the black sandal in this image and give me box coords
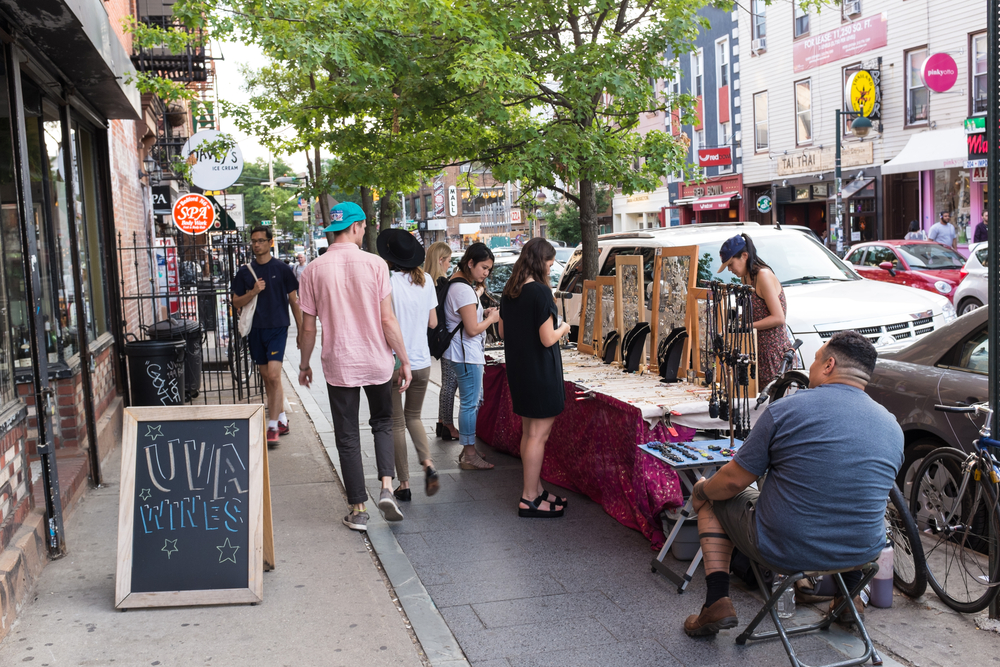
[536,490,567,508]
[518,496,565,518]
[436,423,456,441]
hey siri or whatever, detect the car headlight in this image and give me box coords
[933,280,953,294]
[941,300,957,323]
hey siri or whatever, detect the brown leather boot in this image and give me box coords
[684,597,738,637]
[829,595,865,627]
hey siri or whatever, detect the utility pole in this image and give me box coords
[986,0,999,621]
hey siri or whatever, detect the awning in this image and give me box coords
[827,178,874,200]
[692,192,740,211]
[881,127,967,175]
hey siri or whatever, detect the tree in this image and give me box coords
[233,157,298,231]
[542,187,613,246]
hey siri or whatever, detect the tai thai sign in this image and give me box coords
[793,14,888,73]
[776,143,873,176]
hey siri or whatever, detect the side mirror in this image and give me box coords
[879,261,896,277]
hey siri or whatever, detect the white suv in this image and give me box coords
[556,223,957,364]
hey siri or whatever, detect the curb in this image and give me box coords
[281,360,470,667]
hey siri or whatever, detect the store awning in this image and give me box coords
[692,192,740,211]
[880,127,967,175]
[667,196,698,209]
[828,178,874,200]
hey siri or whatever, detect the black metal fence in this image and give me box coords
[117,230,264,405]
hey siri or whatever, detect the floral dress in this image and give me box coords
[751,287,794,387]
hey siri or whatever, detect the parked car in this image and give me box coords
[554,246,575,263]
[844,240,966,303]
[557,223,957,366]
[865,306,988,492]
[953,242,987,316]
[448,250,562,294]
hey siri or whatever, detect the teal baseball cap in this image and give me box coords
[325,202,366,232]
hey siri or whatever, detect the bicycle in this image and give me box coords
[761,340,927,598]
[909,401,1000,613]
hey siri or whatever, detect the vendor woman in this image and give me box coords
[717,233,794,387]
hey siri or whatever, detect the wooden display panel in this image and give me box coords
[595,276,617,359]
[649,246,699,374]
[115,405,273,609]
[614,255,645,365]
[577,280,598,355]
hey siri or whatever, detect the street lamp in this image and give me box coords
[834,111,874,254]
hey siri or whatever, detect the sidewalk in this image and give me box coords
[0,373,423,667]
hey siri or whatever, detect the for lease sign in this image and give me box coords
[793,14,887,73]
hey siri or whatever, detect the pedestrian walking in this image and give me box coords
[297,202,411,531]
[498,238,571,518]
[425,242,461,441]
[377,230,441,501]
[903,220,927,241]
[294,252,308,279]
[717,233,793,387]
[444,243,499,470]
[974,210,988,244]
[232,225,302,445]
[928,211,958,249]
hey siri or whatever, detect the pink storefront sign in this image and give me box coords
[793,13,888,73]
[921,53,959,93]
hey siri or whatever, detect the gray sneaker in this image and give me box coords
[377,488,404,521]
[343,510,369,531]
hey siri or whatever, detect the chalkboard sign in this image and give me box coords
[115,405,272,609]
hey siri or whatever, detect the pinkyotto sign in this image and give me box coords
[793,14,888,73]
[921,53,958,92]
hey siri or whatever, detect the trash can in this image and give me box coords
[124,339,186,406]
[145,318,204,400]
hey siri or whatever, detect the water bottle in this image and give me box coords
[773,574,796,619]
[870,543,894,608]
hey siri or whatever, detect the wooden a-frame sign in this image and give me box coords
[115,404,274,609]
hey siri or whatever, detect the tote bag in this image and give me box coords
[237,263,259,337]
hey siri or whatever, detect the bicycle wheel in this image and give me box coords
[910,447,1000,613]
[769,370,809,402]
[886,483,926,598]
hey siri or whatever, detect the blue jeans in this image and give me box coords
[454,362,484,446]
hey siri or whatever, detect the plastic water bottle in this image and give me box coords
[870,543,894,608]
[773,574,796,619]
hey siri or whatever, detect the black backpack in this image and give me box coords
[428,277,473,360]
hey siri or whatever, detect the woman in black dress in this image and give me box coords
[499,238,571,518]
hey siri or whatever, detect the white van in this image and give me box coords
[556,223,957,365]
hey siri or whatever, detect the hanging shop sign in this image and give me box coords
[966,117,989,163]
[510,209,522,225]
[181,129,245,191]
[433,175,446,217]
[845,70,882,119]
[920,53,959,93]
[172,193,216,235]
[756,195,773,214]
[448,186,458,217]
[697,147,733,167]
[152,185,173,216]
[793,13,888,73]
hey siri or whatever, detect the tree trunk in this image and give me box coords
[361,186,376,253]
[579,179,599,280]
[314,145,330,227]
[379,195,395,231]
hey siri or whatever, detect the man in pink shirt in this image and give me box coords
[297,202,412,531]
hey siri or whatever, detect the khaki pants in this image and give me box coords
[392,366,431,483]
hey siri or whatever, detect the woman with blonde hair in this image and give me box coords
[425,242,462,441]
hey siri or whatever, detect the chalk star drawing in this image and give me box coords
[217,538,239,564]
[162,539,178,559]
[224,422,240,437]
[145,425,163,441]
[139,488,152,501]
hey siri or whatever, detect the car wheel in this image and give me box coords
[957,297,983,316]
[898,438,943,502]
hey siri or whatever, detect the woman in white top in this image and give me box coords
[444,243,499,470]
[903,220,927,241]
[378,230,441,500]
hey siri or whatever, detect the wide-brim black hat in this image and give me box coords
[377,228,425,269]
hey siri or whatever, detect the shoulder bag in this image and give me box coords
[237,263,259,337]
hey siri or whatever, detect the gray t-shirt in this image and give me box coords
[443,280,485,365]
[734,383,903,572]
[928,222,957,247]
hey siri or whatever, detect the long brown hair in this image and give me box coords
[389,263,426,287]
[424,242,451,283]
[503,238,556,300]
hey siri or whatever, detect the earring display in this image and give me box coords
[704,281,758,442]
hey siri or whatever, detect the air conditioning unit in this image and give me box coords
[845,0,862,16]
[752,37,767,52]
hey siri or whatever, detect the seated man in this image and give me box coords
[684,331,903,637]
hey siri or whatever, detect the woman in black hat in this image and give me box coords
[378,229,441,500]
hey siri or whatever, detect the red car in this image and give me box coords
[844,240,966,303]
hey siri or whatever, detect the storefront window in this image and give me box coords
[0,65,19,406]
[71,125,110,339]
[460,188,505,215]
[934,168,971,245]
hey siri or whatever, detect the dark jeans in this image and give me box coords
[327,381,395,505]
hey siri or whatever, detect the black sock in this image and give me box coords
[705,571,730,608]
[840,571,864,596]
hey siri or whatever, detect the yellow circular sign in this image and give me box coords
[846,71,876,117]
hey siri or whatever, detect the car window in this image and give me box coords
[600,246,656,284]
[897,243,965,270]
[486,262,514,295]
[864,246,897,267]
[976,246,989,268]
[558,247,585,293]
[956,328,988,374]
[695,233,859,287]
[845,248,866,265]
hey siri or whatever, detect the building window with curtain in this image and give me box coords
[754,91,768,152]
[972,33,986,115]
[795,80,812,145]
[794,3,810,38]
[906,48,929,125]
